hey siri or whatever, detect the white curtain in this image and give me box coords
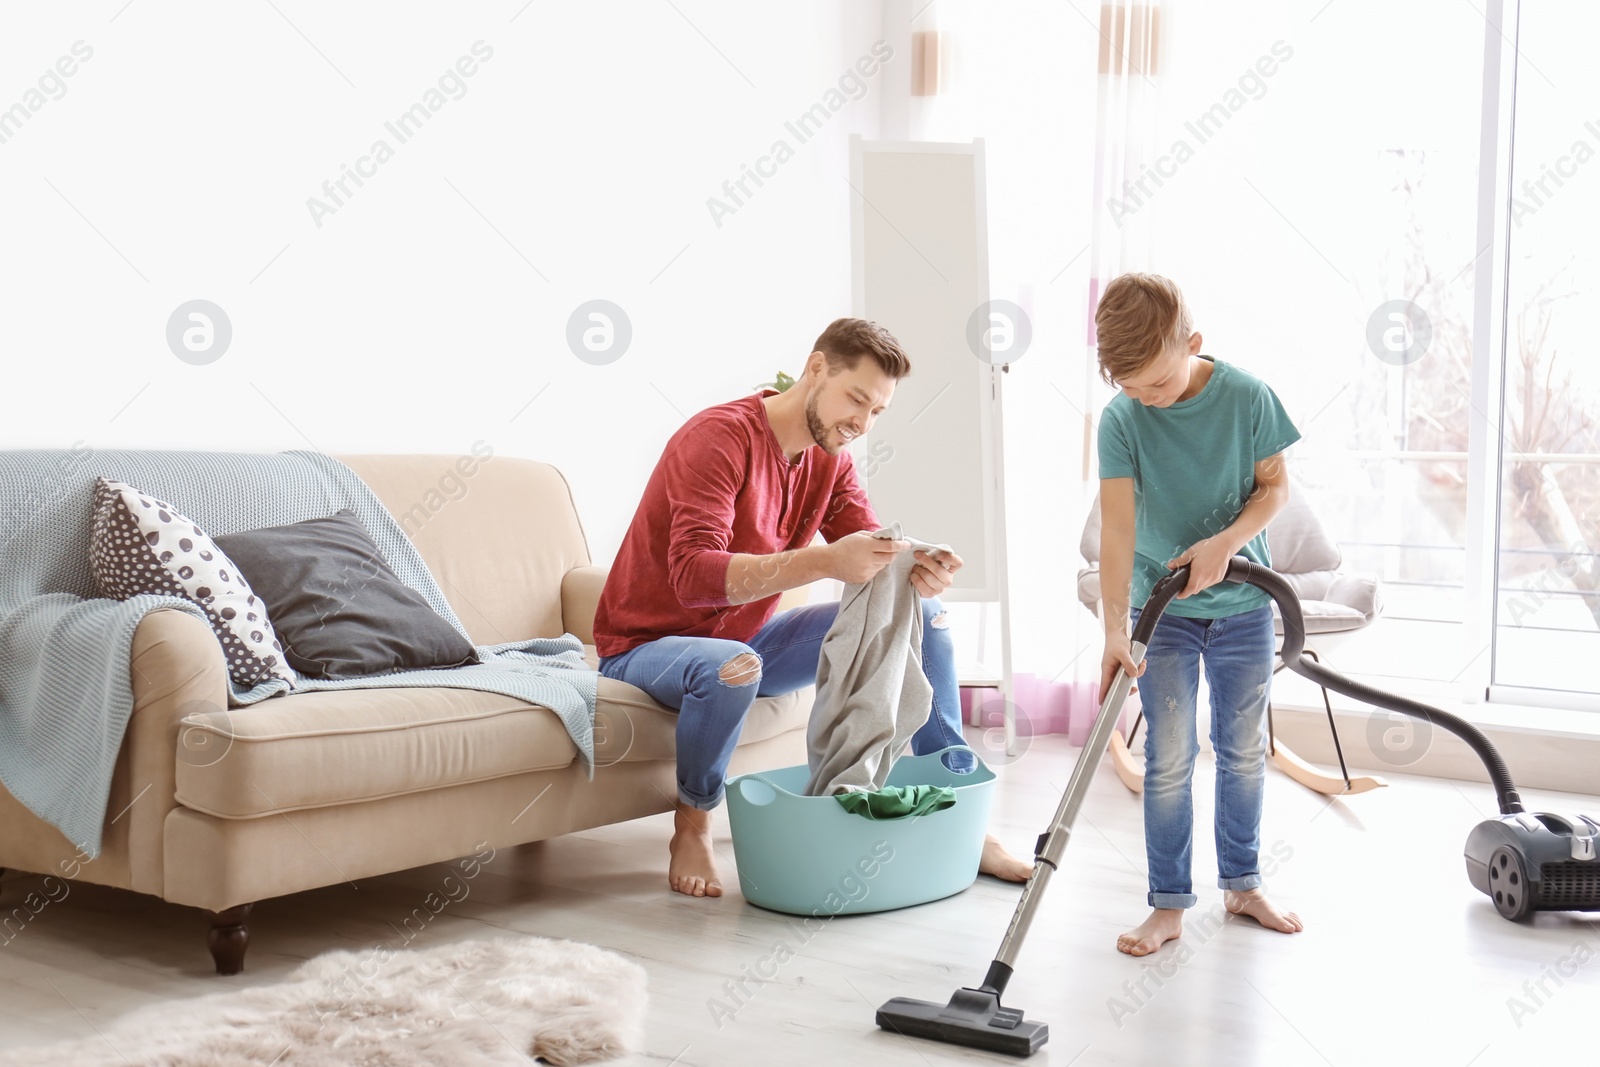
[895,1,1173,740]
[1072,0,1171,705]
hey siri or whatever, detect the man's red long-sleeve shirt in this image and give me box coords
[592,391,877,659]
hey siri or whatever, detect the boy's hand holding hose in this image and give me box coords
[1166,533,1238,599]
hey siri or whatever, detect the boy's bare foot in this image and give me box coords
[668,805,723,898]
[1224,888,1302,933]
[1117,908,1184,956]
[979,835,1033,882]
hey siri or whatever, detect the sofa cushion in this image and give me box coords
[215,510,479,680]
[175,687,579,818]
[89,477,295,689]
[175,649,812,818]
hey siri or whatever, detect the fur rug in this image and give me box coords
[2,935,647,1066]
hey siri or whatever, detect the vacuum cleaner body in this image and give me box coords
[1465,811,1600,919]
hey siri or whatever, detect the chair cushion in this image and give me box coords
[1274,571,1380,633]
[1279,567,1336,603]
[1264,487,1341,575]
[1080,495,1103,565]
[1077,567,1101,615]
[1269,598,1374,635]
[1327,572,1381,623]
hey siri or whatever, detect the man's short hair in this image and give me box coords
[813,318,912,379]
[1093,273,1194,386]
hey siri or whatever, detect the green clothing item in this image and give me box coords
[833,784,957,820]
[1098,357,1302,619]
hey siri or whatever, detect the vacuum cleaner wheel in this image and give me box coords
[1487,845,1532,921]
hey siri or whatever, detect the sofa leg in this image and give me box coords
[207,903,253,976]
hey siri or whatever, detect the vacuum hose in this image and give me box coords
[1132,557,1525,816]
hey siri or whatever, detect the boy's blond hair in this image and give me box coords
[1094,273,1193,386]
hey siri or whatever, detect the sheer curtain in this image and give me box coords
[1073,0,1170,713]
[894,1,1170,741]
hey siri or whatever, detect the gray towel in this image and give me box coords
[804,523,944,795]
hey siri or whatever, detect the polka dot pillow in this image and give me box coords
[89,478,296,690]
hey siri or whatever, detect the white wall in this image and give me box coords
[1,1,892,562]
[893,1,1101,681]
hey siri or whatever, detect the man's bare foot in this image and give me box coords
[1224,888,1302,933]
[978,834,1033,882]
[668,806,723,898]
[1117,908,1184,956]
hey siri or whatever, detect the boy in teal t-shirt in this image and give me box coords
[1094,273,1304,956]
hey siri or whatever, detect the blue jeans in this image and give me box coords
[1131,604,1274,909]
[598,598,963,809]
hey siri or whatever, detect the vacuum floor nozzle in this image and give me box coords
[876,990,1048,1058]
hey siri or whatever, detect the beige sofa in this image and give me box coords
[0,454,810,973]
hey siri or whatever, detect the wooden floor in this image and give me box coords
[1,733,1596,1066]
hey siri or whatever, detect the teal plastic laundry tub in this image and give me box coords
[725,746,996,916]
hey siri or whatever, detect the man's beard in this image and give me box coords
[805,392,843,456]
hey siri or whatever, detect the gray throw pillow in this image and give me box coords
[214,510,478,680]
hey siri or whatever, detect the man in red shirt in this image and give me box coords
[594,318,1032,897]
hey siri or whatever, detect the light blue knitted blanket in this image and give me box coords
[0,449,597,857]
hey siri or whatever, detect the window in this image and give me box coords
[1138,1,1488,692]
[1106,0,1599,709]
[1491,0,1600,700]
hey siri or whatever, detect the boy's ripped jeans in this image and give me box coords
[1130,603,1275,909]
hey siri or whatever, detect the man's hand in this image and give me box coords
[825,530,909,584]
[1167,535,1237,598]
[910,545,961,599]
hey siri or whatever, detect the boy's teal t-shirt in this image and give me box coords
[1097,357,1302,619]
